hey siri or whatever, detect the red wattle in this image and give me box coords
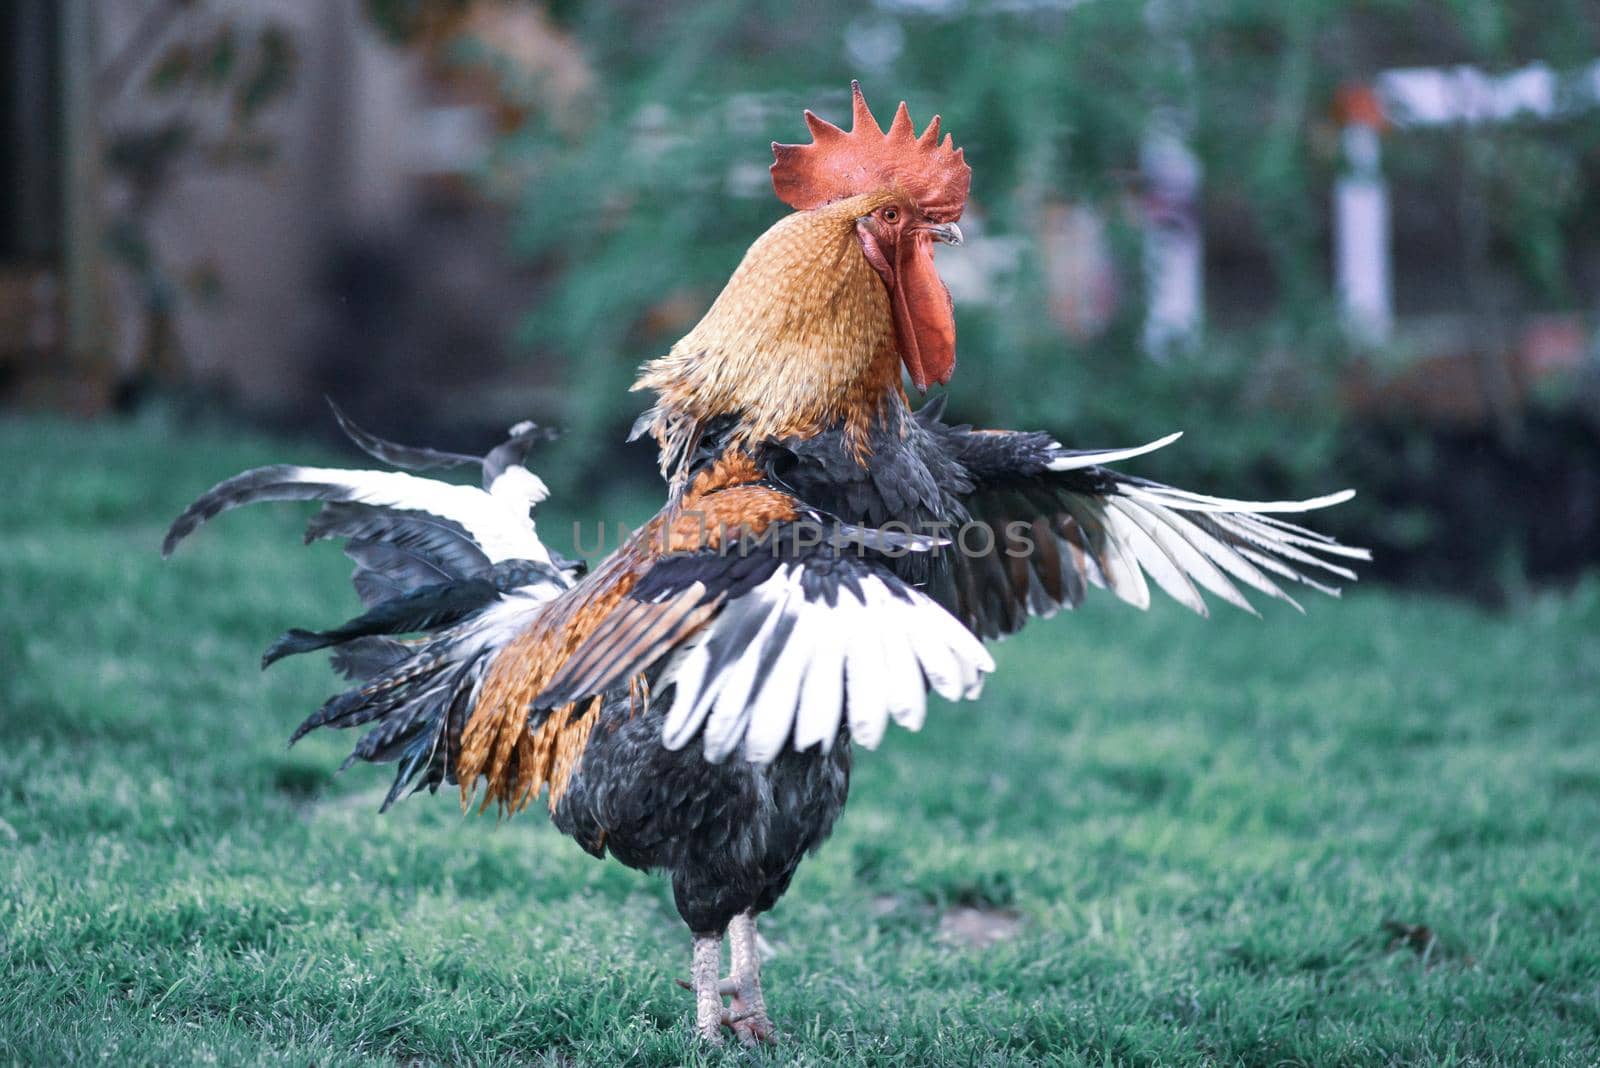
[893,232,956,391]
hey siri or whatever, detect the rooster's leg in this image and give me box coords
[727,910,775,1044]
[690,932,725,1043]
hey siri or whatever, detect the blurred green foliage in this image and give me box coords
[475,1,1599,498]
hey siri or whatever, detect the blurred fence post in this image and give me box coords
[1140,112,1203,359]
[1333,85,1392,347]
[1140,0,1202,360]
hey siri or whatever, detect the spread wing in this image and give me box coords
[531,523,994,765]
[923,418,1371,640]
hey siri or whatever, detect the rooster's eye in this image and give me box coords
[883,208,899,222]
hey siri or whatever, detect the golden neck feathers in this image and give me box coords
[633,191,905,470]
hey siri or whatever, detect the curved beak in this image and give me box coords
[923,221,963,247]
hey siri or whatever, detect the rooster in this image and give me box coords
[164,83,1367,1045]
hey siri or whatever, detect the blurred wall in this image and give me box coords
[3,0,547,429]
[97,0,419,413]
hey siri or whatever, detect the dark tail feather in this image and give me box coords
[289,654,446,744]
[163,465,312,557]
[286,623,500,810]
[481,422,558,488]
[326,397,556,488]
[261,577,501,669]
[350,653,484,802]
[382,724,447,812]
[329,636,412,680]
[326,398,481,472]
[377,662,482,812]
[263,628,341,670]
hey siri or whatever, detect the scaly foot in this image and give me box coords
[688,933,724,1044]
[672,976,773,1045]
[682,916,778,1045]
[727,911,776,1045]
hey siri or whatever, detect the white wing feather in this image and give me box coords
[664,564,993,762]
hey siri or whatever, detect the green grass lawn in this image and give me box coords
[4,413,1600,1066]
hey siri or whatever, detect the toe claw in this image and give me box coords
[729,1015,777,1046]
[726,996,777,1045]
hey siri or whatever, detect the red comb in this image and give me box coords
[770,81,970,221]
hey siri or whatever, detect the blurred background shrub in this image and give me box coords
[4,0,1599,600]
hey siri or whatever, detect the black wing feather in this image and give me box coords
[921,419,1369,638]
